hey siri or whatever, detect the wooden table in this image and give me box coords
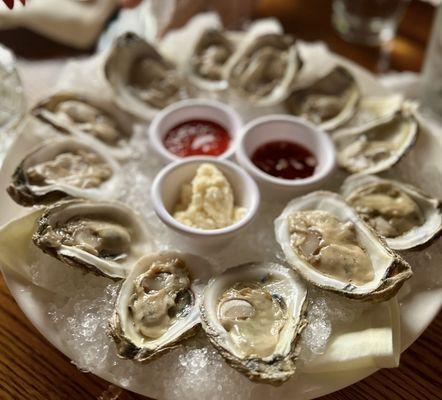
[0,1,441,399]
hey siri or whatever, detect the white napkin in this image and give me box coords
[0,0,118,49]
[303,300,401,373]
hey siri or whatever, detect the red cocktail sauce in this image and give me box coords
[163,119,231,157]
[251,140,317,180]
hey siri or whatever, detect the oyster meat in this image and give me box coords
[225,33,302,106]
[342,174,442,250]
[32,199,153,279]
[188,29,234,91]
[32,92,134,160]
[200,262,307,384]
[333,102,418,174]
[7,138,121,206]
[286,66,360,131]
[275,191,412,301]
[105,33,187,120]
[110,251,212,361]
[334,94,405,133]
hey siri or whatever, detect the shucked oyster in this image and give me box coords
[286,66,360,131]
[200,262,307,384]
[342,174,442,250]
[333,101,418,174]
[275,191,412,302]
[187,29,234,91]
[7,137,121,206]
[32,92,134,160]
[225,33,302,106]
[334,94,405,133]
[110,251,212,361]
[33,199,153,279]
[105,33,187,120]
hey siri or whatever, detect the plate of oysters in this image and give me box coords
[0,14,441,400]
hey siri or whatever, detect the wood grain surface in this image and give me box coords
[0,0,441,399]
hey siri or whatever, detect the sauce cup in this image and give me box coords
[236,115,336,198]
[151,156,260,250]
[149,99,243,163]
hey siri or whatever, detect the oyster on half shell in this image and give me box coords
[32,199,153,279]
[333,94,405,133]
[105,33,187,120]
[7,137,122,206]
[110,251,212,361]
[200,262,307,385]
[224,33,302,106]
[275,191,412,302]
[32,92,134,160]
[332,101,418,174]
[341,174,442,250]
[286,66,360,131]
[187,29,235,91]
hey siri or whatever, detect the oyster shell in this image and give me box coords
[200,262,307,384]
[32,199,153,279]
[224,33,302,106]
[187,29,234,91]
[32,92,134,160]
[341,174,442,250]
[110,251,212,361]
[7,137,122,206]
[286,66,360,131]
[104,32,187,120]
[275,191,412,301]
[334,94,405,133]
[333,102,418,174]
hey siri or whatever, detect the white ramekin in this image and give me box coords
[236,115,336,198]
[148,99,243,163]
[151,156,260,250]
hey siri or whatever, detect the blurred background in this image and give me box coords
[0,0,436,72]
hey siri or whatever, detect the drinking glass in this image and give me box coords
[421,5,442,120]
[332,0,410,46]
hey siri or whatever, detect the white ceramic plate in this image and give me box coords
[0,43,441,400]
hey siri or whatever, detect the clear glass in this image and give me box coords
[421,5,442,120]
[332,0,410,46]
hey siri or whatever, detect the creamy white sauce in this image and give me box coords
[173,163,246,230]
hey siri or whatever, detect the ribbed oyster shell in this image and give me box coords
[275,191,412,302]
[187,29,234,91]
[333,94,405,133]
[332,101,418,174]
[109,251,212,361]
[286,66,360,131]
[7,137,122,206]
[224,33,302,106]
[341,174,442,250]
[32,199,153,279]
[32,92,134,160]
[200,262,307,385]
[104,32,187,120]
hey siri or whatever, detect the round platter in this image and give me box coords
[0,20,441,400]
